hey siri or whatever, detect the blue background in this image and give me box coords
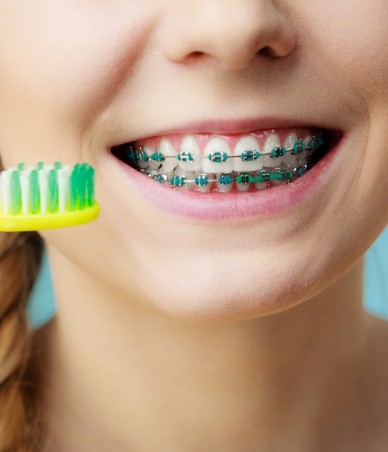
[364,227,388,319]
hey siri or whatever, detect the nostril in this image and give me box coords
[259,46,279,59]
[190,51,204,58]
[186,51,206,63]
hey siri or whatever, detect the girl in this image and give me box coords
[0,1,387,450]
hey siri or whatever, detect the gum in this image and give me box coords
[132,127,322,153]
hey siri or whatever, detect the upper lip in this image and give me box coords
[153,117,324,136]
[110,116,329,147]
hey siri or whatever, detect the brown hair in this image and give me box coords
[0,229,44,451]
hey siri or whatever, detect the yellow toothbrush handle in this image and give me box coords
[0,203,100,232]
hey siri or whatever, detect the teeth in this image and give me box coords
[149,170,167,184]
[194,172,211,192]
[217,174,234,193]
[282,133,297,166]
[237,181,250,192]
[233,136,263,172]
[127,129,323,193]
[137,147,150,169]
[160,139,178,173]
[304,135,312,147]
[144,146,160,170]
[197,184,210,192]
[218,182,233,193]
[255,182,267,190]
[263,134,282,168]
[174,167,195,189]
[298,136,311,165]
[178,135,202,171]
[202,138,233,174]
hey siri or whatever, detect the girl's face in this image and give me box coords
[0,1,387,320]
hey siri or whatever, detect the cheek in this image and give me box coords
[302,1,388,100]
[0,2,153,163]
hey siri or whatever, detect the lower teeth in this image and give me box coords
[141,164,311,192]
[113,134,327,193]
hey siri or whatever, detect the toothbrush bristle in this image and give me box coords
[0,162,96,216]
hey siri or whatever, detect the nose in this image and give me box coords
[159,0,296,72]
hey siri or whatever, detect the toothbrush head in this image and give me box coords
[0,162,100,232]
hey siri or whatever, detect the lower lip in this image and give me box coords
[111,142,342,221]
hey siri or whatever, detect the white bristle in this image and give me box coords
[63,164,71,179]
[57,168,67,213]
[1,171,11,215]
[63,165,72,211]
[38,168,48,214]
[0,162,95,220]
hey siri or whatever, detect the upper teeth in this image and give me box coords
[233,136,263,172]
[283,133,298,166]
[262,134,282,168]
[177,135,202,171]
[160,138,180,173]
[202,137,234,173]
[127,132,323,175]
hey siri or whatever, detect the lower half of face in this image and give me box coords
[0,0,387,321]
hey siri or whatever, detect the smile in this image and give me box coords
[109,123,343,220]
[111,128,334,193]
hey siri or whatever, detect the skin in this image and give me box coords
[0,0,388,450]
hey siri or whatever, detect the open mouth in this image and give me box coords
[111,128,340,193]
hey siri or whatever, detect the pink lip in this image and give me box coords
[149,117,324,136]
[111,117,327,147]
[110,136,342,221]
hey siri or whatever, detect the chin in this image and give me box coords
[137,261,317,323]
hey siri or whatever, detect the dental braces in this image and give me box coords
[142,164,311,188]
[125,135,324,164]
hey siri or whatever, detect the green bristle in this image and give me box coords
[29,170,40,214]
[10,171,22,214]
[76,163,84,209]
[71,163,92,210]
[86,165,95,206]
[6,163,94,215]
[48,169,59,213]
[0,162,99,232]
[78,164,88,209]
[70,164,81,210]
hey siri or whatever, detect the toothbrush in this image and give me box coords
[0,162,100,232]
